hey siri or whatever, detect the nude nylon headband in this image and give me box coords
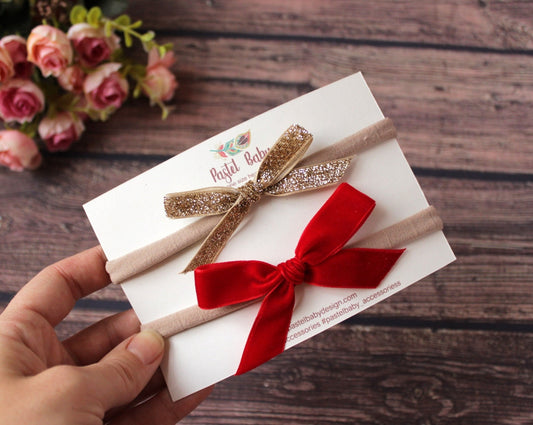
[106,118,398,284]
[141,205,444,338]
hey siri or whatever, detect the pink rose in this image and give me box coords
[0,35,33,79]
[58,65,85,93]
[0,45,14,83]
[0,79,45,123]
[38,111,85,152]
[27,25,72,77]
[0,130,42,171]
[83,63,128,110]
[142,48,177,103]
[67,23,119,67]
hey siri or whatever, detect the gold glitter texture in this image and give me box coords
[255,125,312,187]
[165,125,355,272]
[164,189,239,218]
[183,199,253,273]
[266,157,353,196]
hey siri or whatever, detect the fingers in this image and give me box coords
[109,386,214,425]
[63,309,140,366]
[104,369,166,421]
[5,246,110,327]
[83,330,165,411]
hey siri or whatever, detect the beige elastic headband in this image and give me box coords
[141,205,443,338]
[106,118,397,284]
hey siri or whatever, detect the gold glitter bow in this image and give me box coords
[164,125,353,272]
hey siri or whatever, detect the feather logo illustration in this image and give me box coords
[211,130,251,158]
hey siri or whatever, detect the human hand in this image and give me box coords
[0,246,212,425]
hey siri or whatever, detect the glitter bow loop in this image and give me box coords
[164,125,354,272]
[195,183,405,375]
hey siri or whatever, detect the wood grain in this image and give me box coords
[1,157,531,323]
[2,299,528,424]
[14,308,531,425]
[180,325,533,424]
[130,0,533,51]
[71,39,533,174]
[0,1,531,423]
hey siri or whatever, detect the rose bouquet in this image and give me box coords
[0,1,177,171]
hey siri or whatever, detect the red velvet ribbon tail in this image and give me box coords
[195,260,278,308]
[236,281,295,375]
[295,183,376,265]
[306,248,405,288]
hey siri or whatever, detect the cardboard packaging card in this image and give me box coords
[84,72,455,401]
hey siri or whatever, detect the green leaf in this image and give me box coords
[113,14,130,26]
[110,47,125,62]
[87,6,102,27]
[161,106,169,120]
[104,19,112,37]
[70,5,87,25]
[19,119,39,139]
[133,83,142,98]
[129,64,146,78]
[123,31,132,47]
[158,45,166,58]
[140,31,155,42]
[142,40,155,52]
[129,20,143,29]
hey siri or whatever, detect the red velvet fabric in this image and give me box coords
[195,183,404,374]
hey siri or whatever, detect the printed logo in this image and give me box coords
[211,130,251,158]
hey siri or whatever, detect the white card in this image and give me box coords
[84,72,455,401]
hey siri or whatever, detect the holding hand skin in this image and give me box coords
[0,246,212,425]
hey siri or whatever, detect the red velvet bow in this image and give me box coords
[195,183,404,374]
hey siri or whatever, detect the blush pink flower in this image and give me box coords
[67,23,120,67]
[0,45,14,83]
[0,130,42,171]
[58,65,85,93]
[83,63,128,110]
[38,111,85,152]
[0,35,33,79]
[142,48,177,103]
[27,25,72,77]
[0,79,45,123]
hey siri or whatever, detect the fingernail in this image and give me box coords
[127,330,165,365]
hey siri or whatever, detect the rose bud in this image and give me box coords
[0,45,14,83]
[67,23,120,67]
[27,25,72,77]
[38,111,85,152]
[0,79,45,123]
[0,130,42,171]
[58,65,85,94]
[0,35,33,79]
[83,62,129,111]
[142,48,178,103]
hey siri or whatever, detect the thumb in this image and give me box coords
[84,330,165,411]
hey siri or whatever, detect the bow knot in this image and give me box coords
[277,257,306,284]
[195,183,405,375]
[238,180,264,204]
[164,126,354,272]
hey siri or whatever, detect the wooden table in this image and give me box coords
[1,1,532,423]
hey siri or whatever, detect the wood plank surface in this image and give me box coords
[188,325,533,425]
[186,325,533,425]
[45,314,533,425]
[2,300,526,425]
[1,158,532,324]
[72,40,533,174]
[132,0,533,51]
[1,1,532,423]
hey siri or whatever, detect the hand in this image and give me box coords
[0,246,212,425]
